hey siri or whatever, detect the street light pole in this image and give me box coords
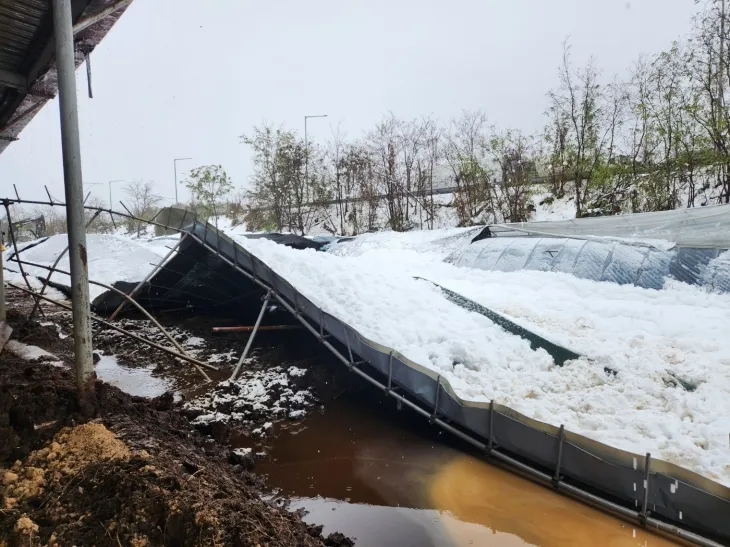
[108,179,123,209]
[174,157,192,205]
[304,115,327,184]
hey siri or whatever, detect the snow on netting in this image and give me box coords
[494,203,730,249]
[447,238,730,292]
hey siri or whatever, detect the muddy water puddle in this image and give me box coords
[254,390,678,547]
[80,309,678,547]
[95,355,172,398]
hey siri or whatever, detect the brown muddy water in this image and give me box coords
[251,388,679,547]
[95,317,678,547]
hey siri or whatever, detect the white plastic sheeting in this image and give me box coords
[495,203,730,249]
[447,237,730,292]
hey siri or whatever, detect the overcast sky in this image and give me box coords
[0,0,698,207]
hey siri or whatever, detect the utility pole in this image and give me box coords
[0,231,5,321]
[721,0,726,107]
[304,115,327,185]
[173,157,192,205]
[52,0,95,401]
[108,179,123,209]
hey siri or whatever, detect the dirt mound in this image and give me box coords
[0,290,352,547]
[3,423,131,510]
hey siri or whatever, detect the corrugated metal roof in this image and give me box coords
[0,0,132,155]
[0,0,49,72]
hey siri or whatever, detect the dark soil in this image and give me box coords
[0,288,353,547]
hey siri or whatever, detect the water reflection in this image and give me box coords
[254,392,678,546]
[95,355,170,398]
[290,498,531,547]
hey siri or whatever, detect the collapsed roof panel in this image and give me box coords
[126,220,730,544]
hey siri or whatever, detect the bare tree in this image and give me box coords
[368,114,408,231]
[488,129,538,222]
[444,110,493,225]
[549,40,604,217]
[123,180,162,237]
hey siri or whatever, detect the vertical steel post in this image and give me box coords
[174,161,178,205]
[230,290,271,381]
[640,452,652,526]
[386,352,393,392]
[4,202,46,319]
[52,0,95,396]
[28,208,102,321]
[304,117,308,186]
[0,242,5,321]
[552,424,565,489]
[430,377,441,423]
[84,52,92,98]
[487,400,495,456]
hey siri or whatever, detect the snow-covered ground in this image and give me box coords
[3,233,180,299]
[5,219,728,485]
[186,365,315,430]
[531,192,577,222]
[230,229,730,486]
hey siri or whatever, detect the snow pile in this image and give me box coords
[231,229,730,486]
[3,234,175,299]
[531,193,577,221]
[185,366,315,430]
[327,226,480,261]
[5,340,63,366]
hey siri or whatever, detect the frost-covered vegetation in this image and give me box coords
[239,1,730,235]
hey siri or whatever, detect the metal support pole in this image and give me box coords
[3,201,46,319]
[304,118,308,185]
[0,244,5,321]
[430,377,441,424]
[1,199,186,237]
[173,158,192,206]
[7,283,217,378]
[303,114,327,186]
[386,352,393,393]
[84,52,92,98]
[11,257,215,381]
[108,234,186,320]
[52,0,95,397]
[344,328,354,368]
[29,207,101,321]
[640,452,652,526]
[212,325,303,333]
[488,399,495,456]
[552,424,565,489]
[230,290,271,381]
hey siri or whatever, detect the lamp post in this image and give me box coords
[108,179,123,209]
[174,158,192,205]
[83,182,102,203]
[304,115,327,184]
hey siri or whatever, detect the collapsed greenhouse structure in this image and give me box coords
[4,201,730,546]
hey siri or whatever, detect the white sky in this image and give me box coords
[0,0,698,207]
